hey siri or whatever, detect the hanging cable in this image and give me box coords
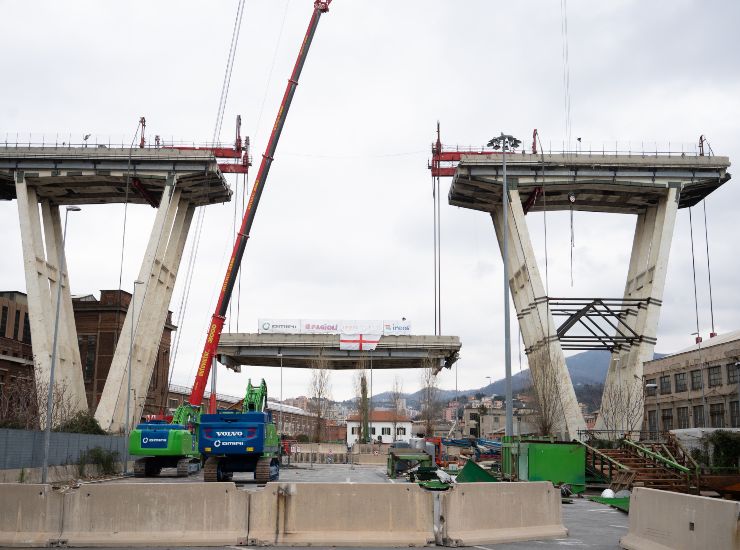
[114,118,144,349]
[688,208,702,341]
[432,164,438,335]
[569,202,575,286]
[560,0,572,146]
[168,0,246,391]
[702,199,716,337]
[235,171,246,332]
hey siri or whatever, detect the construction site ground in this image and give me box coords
[96,463,393,489]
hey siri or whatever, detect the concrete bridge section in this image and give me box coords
[449,152,731,439]
[0,146,231,432]
[217,333,461,373]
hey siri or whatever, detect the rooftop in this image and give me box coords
[645,329,740,364]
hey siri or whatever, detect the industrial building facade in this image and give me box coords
[0,289,173,420]
[643,331,740,431]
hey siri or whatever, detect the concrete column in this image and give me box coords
[95,174,194,432]
[14,173,88,422]
[597,186,680,431]
[491,188,586,439]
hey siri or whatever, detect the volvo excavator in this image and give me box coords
[199,379,280,483]
[128,0,333,477]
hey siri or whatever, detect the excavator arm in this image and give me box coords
[242,379,268,413]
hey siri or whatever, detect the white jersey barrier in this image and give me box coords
[438,482,567,546]
[0,484,63,546]
[248,482,435,546]
[621,487,740,550]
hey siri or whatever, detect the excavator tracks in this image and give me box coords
[255,457,272,484]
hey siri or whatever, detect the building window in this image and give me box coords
[381,427,391,436]
[674,373,687,393]
[351,426,359,435]
[677,407,689,429]
[708,366,722,387]
[728,364,740,385]
[693,405,704,428]
[710,403,725,428]
[647,410,657,432]
[691,369,703,390]
[12,310,20,340]
[22,313,31,344]
[0,306,7,337]
[371,427,376,435]
[168,398,179,409]
[661,409,673,431]
[731,402,740,428]
[396,427,406,436]
[78,335,97,382]
[659,375,671,395]
[645,379,657,396]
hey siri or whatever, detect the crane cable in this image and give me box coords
[703,199,716,335]
[169,0,246,391]
[688,207,701,341]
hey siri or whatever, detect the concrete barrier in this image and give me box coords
[61,482,249,546]
[439,482,567,546]
[0,484,63,546]
[621,487,740,550]
[248,482,435,546]
[353,453,387,465]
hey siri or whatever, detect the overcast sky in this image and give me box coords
[1,1,739,403]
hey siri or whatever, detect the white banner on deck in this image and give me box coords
[258,318,411,336]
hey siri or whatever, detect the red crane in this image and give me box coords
[189,0,333,413]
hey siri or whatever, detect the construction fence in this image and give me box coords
[0,429,126,470]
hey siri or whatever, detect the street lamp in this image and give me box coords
[278,352,284,436]
[487,133,521,438]
[41,205,81,484]
[124,279,144,474]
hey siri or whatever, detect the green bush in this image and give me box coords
[295,434,310,443]
[55,411,106,435]
[78,447,119,476]
[704,430,740,469]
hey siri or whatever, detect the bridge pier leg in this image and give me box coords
[596,186,680,432]
[490,188,585,439]
[95,174,194,432]
[14,172,87,422]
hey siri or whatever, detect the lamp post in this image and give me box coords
[41,205,81,484]
[124,279,144,474]
[487,133,521,438]
[278,352,284,436]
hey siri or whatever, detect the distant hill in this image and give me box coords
[357,349,665,409]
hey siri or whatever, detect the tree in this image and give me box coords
[477,402,488,438]
[420,360,439,437]
[308,354,332,443]
[354,358,370,444]
[390,376,404,441]
[0,367,76,430]
[529,349,566,436]
[599,376,643,435]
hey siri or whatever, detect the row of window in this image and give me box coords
[647,402,740,430]
[350,426,407,436]
[646,363,739,395]
[0,306,31,344]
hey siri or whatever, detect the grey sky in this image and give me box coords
[1,1,738,403]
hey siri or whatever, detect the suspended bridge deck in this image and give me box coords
[448,152,731,214]
[216,333,461,373]
[0,146,232,206]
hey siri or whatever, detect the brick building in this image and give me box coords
[0,291,34,393]
[72,290,175,415]
[1,289,174,419]
[643,330,740,431]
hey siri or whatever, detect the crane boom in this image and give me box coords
[189,0,333,409]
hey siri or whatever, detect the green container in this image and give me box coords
[502,439,585,494]
[129,427,198,457]
[455,459,498,483]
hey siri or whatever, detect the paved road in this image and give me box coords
[98,463,391,490]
